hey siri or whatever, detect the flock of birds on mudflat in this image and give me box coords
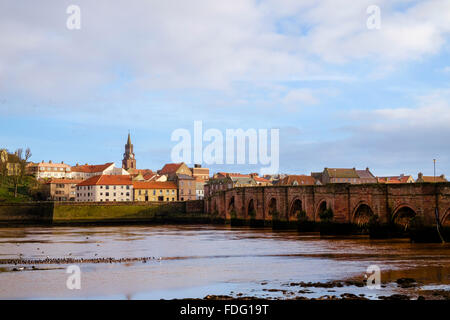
[2,236,163,269]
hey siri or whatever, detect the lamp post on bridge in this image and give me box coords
[433,159,436,183]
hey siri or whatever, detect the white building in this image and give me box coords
[195,180,206,200]
[76,175,133,202]
[70,162,129,180]
[26,161,72,179]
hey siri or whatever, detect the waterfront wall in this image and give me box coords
[0,200,206,225]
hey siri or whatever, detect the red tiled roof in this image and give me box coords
[33,162,70,168]
[46,178,83,185]
[377,176,412,184]
[77,175,132,186]
[132,181,177,189]
[71,163,114,173]
[159,163,183,175]
[279,175,316,185]
[253,176,271,183]
[216,172,251,178]
[325,168,359,178]
[143,172,157,180]
[419,176,447,183]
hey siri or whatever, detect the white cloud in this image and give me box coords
[0,0,449,104]
[369,89,450,128]
[282,88,319,106]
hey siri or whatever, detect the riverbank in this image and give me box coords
[0,200,206,226]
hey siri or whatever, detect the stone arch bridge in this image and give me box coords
[206,183,450,227]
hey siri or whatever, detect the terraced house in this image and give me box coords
[43,178,83,201]
[76,175,133,202]
[26,160,71,179]
[312,167,376,184]
[70,162,129,180]
[132,181,177,202]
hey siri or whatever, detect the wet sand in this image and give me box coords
[0,225,449,300]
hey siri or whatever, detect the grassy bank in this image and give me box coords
[0,176,39,203]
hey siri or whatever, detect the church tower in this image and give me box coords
[122,132,136,170]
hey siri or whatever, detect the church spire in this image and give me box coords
[127,131,131,146]
[122,131,136,171]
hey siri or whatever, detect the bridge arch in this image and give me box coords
[212,199,218,214]
[442,208,450,227]
[247,198,256,219]
[289,198,304,219]
[352,202,375,225]
[228,196,236,216]
[316,200,328,220]
[392,204,417,229]
[267,197,278,218]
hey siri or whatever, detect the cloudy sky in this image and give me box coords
[1,0,449,176]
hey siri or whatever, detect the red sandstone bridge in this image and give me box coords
[206,183,450,227]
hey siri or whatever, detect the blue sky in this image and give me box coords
[1,0,449,177]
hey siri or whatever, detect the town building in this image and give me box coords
[70,162,128,180]
[205,173,257,197]
[262,174,288,184]
[158,162,193,177]
[195,179,205,200]
[191,164,209,180]
[122,133,137,171]
[42,178,83,201]
[312,167,376,184]
[189,164,209,200]
[249,173,272,186]
[0,150,21,176]
[174,174,196,201]
[377,174,415,184]
[355,168,377,183]
[76,175,133,202]
[132,181,177,202]
[277,175,318,186]
[416,172,447,183]
[128,169,154,179]
[26,161,72,179]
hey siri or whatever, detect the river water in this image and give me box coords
[0,224,449,300]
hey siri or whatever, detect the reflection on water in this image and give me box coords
[0,224,449,299]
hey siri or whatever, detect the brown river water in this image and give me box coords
[0,224,449,300]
